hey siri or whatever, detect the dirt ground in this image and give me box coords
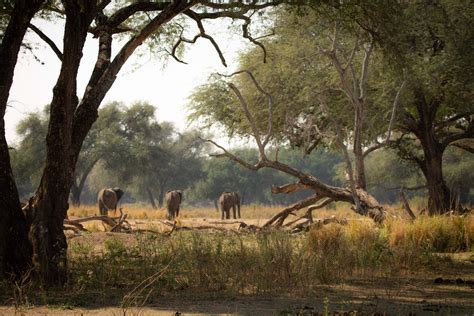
[2,278,474,315]
[2,218,474,315]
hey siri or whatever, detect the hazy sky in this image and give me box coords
[6,17,253,144]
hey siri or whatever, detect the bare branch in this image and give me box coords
[264,194,322,227]
[271,182,312,194]
[400,188,416,221]
[227,82,267,159]
[363,80,406,158]
[200,137,262,170]
[442,119,474,149]
[179,9,227,66]
[344,35,359,70]
[28,23,63,61]
[199,0,282,10]
[359,40,373,101]
[450,142,474,154]
[219,70,274,146]
[385,80,406,142]
[331,21,339,53]
[186,7,270,63]
[307,198,334,212]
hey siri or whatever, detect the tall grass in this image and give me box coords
[2,213,471,308]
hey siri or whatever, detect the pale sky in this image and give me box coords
[6,17,255,145]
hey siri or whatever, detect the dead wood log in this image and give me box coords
[208,220,248,225]
[63,225,82,234]
[400,188,416,221]
[263,195,322,228]
[64,208,132,233]
[290,216,348,234]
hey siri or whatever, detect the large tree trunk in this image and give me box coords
[70,158,99,207]
[70,183,81,207]
[413,88,453,215]
[419,145,452,215]
[0,0,45,278]
[158,186,165,208]
[147,188,157,209]
[28,0,95,286]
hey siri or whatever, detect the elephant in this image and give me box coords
[218,191,241,220]
[98,187,124,216]
[165,190,183,220]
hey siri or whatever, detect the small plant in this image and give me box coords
[104,237,127,259]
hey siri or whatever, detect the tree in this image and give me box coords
[2,0,283,283]
[192,69,386,226]
[386,1,474,214]
[0,0,45,278]
[10,109,48,199]
[189,6,409,224]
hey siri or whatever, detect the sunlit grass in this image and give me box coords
[3,210,472,309]
[68,201,372,220]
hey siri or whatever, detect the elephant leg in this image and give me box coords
[176,205,180,218]
[232,205,236,219]
[221,207,224,220]
[225,207,230,219]
[99,201,107,216]
[238,205,241,219]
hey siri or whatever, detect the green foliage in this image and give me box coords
[188,6,400,153]
[10,110,48,197]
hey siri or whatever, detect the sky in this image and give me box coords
[6,17,254,145]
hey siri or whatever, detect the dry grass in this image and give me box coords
[68,202,371,221]
[2,208,473,312]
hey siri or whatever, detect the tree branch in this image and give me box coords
[358,40,373,101]
[28,23,63,61]
[271,182,312,194]
[227,82,267,159]
[219,70,274,146]
[169,9,228,66]
[363,80,406,158]
[450,142,474,154]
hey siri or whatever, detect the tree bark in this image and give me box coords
[0,0,45,278]
[70,158,99,207]
[412,88,453,215]
[158,186,165,208]
[28,0,96,286]
[147,188,157,209]
[70,183,81,207]
[420,148,452,215]
[353,105,367,189]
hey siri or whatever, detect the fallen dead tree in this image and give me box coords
[200,70,387,227]
[64,208,132,234]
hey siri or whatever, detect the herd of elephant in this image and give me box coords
[97,187,241,220]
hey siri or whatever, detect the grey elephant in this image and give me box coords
[218,191,241,220]
[98,187,124,216]
[165,190,183,220]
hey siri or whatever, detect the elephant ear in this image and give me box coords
[177,191,183,202]
[114,188,124,201]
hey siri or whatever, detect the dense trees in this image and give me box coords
[1,0,283,283]
[189,2,473,216]
[383,1,474,214]
[1,0,472,286]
